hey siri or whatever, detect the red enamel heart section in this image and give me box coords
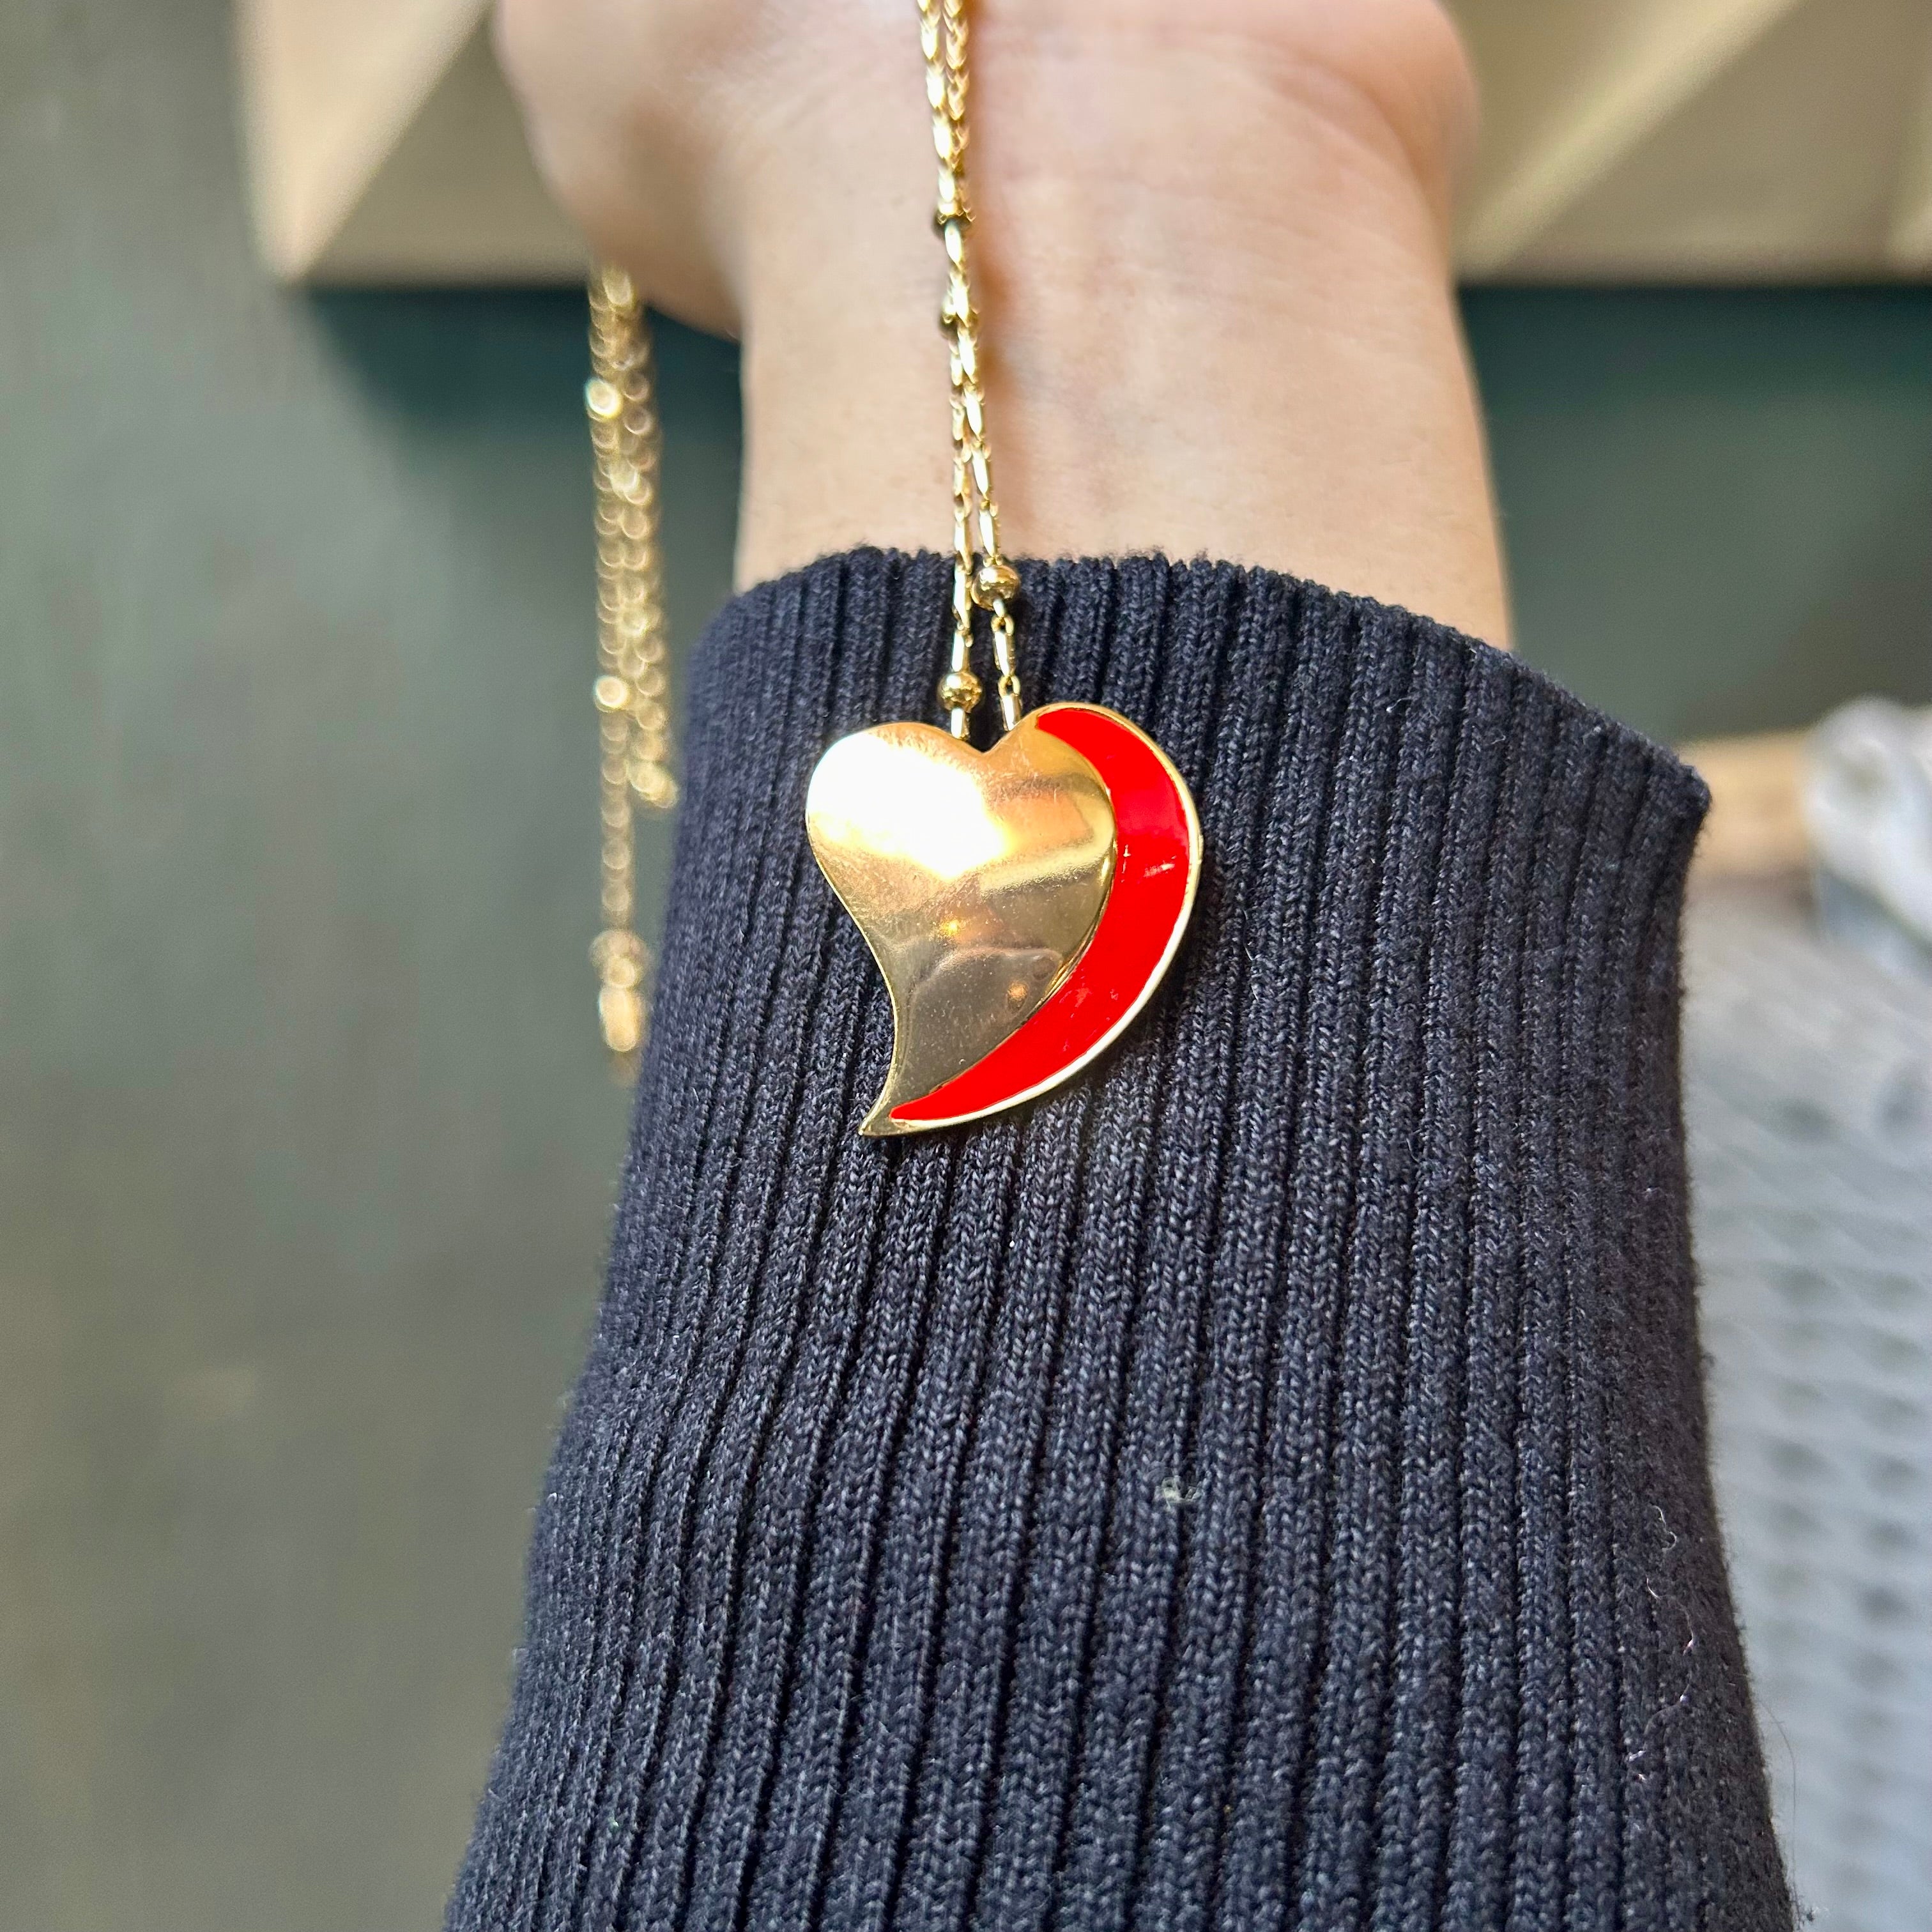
[888,703,1200,1128]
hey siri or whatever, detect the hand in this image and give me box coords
[497,0,1510,645]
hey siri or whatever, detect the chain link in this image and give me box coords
[587,1,1015,1062]
[587,266,678,1072]
[919,0,1022,736]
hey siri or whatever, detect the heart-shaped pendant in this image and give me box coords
[806,702,1200,1135]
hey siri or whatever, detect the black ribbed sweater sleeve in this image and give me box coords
[449,550,1791,1931]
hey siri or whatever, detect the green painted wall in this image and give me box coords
[4,0,1929,1926]
[1468,286,1932,740]
[3,6,735,1925]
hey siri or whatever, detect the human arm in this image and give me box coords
[447,8,1791,1928]
[494,0,1509,641]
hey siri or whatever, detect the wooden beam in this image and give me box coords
[310,26,583,283]
[1519,0,1932,279]
[1683,732,1810,878]
[238,0,1932,286]
[1887,23,1932,267]
[236,0,497,279]
[1449,0,1806,273]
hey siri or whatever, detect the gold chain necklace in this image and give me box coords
[585,266,676,1074]
[590,0,1202,1130]
[921,0,1022,738]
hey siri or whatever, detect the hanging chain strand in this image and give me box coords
[587,266,678,1071]
[585,4,1014,1061]
[920,0,1022,737]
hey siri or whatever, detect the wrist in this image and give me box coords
[726,4,1508,644]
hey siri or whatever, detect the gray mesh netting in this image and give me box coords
[1686,878,1932,1931]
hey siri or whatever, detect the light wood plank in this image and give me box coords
[1684,732,1810,878]
[236,0,488,278]
[1449,0,1807,272]
[238,0,1932,285]
[1519,0,1932,279]
[312,26,583,283]
[1887,26,1932,266]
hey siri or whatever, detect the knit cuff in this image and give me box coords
[450,551,1788,1932]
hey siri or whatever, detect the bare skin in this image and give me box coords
[496,0,1512,645]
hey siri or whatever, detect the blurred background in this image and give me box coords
[4,0,1930,1927]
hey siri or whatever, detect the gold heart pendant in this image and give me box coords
[806,703,1201,1136]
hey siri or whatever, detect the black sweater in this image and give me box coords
[448,550,1791,1931]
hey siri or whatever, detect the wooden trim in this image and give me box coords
[1683,732,1811,878]
[237,0,1932,286]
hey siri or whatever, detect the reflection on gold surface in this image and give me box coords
[806,717,1116,1131]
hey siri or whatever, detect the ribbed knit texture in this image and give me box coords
[450,550,1791,1931]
